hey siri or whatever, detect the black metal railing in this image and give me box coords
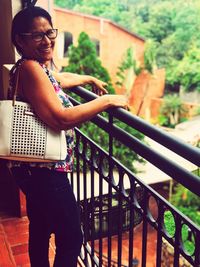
[68,86,200,267]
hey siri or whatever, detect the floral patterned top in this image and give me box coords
[7,58,74,172]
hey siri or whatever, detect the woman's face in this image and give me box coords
[18,16,56,65]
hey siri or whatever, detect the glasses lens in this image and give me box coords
[32,32,43,41]
[47,29,57,39]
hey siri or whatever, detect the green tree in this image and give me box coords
[116,40,157,97]
[173,47,200,92]
[79,120,145,173]
[63,32,114,93]
[134,1,200,92]
[143,39,157,74]
[133,2,175,43]
[54,0,82,9]
[64,31,145,172]
[158,94,188,128]
[116,46,142,97]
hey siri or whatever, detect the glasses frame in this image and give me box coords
[20,29,58,42]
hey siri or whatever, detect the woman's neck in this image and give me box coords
[21,56,51,67]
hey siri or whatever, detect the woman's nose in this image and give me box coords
[42,34,51,44]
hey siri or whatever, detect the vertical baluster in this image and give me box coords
[128,181,135,267]
[98,153,103,267]
[117,168,123,267]
[141,191,148,267]
[83,140,89,242]
[194,229,200,267]
[90,145,95,267]
[173,215,181,267]
[75,131,81,204]
[69,169,74,190]
[156,201,163,267]
[107,113,113,267]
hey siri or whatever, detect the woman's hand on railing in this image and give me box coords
[101,94,129,110]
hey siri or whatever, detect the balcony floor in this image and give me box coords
[0,213,56,267]
[0,212,157,267]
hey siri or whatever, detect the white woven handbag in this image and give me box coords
[0,69,67,162]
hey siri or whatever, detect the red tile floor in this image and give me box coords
[0,214,56,267]
[0,212,157,267]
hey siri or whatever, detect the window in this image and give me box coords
[64,32,73,57]
[91,38,100,56]
[57,31,73,59]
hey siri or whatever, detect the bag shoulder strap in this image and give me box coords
[12,67,20,106]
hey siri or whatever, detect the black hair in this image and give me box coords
[11,6,53,55]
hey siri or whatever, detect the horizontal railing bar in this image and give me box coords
[70,86,200,166]
[108,123,200,197]
[112,108,200,167]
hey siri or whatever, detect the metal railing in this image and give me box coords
[68,86,200,267]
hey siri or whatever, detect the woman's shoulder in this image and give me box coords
[19,58,42,71]
[16,59,48,82]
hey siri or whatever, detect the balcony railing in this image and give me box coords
[68,86,200,267]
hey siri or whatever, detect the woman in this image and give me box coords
[9,6,128,267]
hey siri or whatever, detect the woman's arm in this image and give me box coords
[52,71,108,95]
[19,60,128,131]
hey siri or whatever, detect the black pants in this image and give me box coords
[12,167,83,267]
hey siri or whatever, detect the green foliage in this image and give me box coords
[134,2,175,43]
[164,211,175,237]
[113,120,145,173]
[135,1,200,92]
[116,40,157,94]
[158,94,188,128]
[171,47,200,92]
[164,180,200,253]
[116,47,141,94]
[54,0,82,9]
[63,32,114,94]
[170,182,200,227]
[164,211,196,254]
[171,183,200,212]
[79,119,145,173]
[143,39,157,74]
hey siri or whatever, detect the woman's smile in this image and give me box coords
[38,46,53,54]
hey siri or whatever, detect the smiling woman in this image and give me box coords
[8,5,128,267]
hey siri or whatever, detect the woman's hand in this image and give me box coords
[90,77,108,96]
[102,94,129,110]
[52,72,108,95]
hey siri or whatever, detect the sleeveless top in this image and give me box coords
[7,59,74,172]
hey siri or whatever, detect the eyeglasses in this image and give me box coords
[20,29,58,42]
